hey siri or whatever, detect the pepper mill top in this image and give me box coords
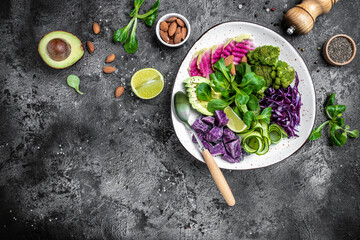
[285,0,339,35]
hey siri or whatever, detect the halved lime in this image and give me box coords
[131,68,164,99]
[224,106,248,133]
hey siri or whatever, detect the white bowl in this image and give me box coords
[155,13,191,47]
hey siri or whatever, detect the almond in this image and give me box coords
[168,22,177,37]
[166,16,178,23]
[93,22,100,34]
[169,39,174,44]
[224,55,235,66]
[103,66,116,74]
[176,18,185,27]
[241,56,247,63]
[174,33,182,44]
[181,27,187,40]
[160,21,168,32]
[86,41,95,53]
[105,54,115,63]
[176,27,181,35]
[115,86,124,98]
[231,64,236,76]
[160,30,169,43]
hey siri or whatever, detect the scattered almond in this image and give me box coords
[166,16,178,22]
[160,30,169,43]
[181,27,187,40]
[176,18,185,27]
[224,55,235,66]
[86,41,95,53]
[93,22,100,34]
[115,86,124,98]
[174,33,182,44]
[168,22,177,37]
[160,21,168,32]
[105,54,115,63]
[103,66,116,74]
[176,27,181,35]
[241,56,248,63]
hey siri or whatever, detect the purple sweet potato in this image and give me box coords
[214,110,229,127]
[225,139,242,159]
[209,142,226,156]
[223,128,237,143]
[205,126,223,142]
[192,132,204,143]
[202,140,212,149]
[201,116,215,125]
[191,118,208,134]
[221,152,239,163]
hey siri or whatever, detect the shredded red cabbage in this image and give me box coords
[259,72,302,137]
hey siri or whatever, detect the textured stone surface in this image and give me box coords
[1,0,360,239]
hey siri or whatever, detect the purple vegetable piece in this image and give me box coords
[221,152,240,163]
[188,54,202,77]
[191,118,208,134]
[211,44,224,66]
[202,116,215,125]
[209,142,226,156]
[205,126,223,142]
[202,140,212,149]
[223,128,237,143]
[214,110,229,127]
[197,49,213,79]
[192,132,204,143]
[225,139,242,159]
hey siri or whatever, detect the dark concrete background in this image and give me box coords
[1,0,360,239]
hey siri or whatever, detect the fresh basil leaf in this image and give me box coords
[309,120,330,140]
[196,83,212,101]
[207,99,231,113]
[67,75,83,95]
[243,111,255,128]
[124,18,138,54]
[113,18,135,43]
[247,94,259,111]
[256,107,272,124]
[326,105,346,119]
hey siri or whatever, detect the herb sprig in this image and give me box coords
[309,93,359,146]
[113,0,160,54]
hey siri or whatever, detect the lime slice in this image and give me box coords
[224,106,248,133]
[131,68,164,99]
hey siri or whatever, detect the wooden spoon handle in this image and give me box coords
[202,149,235,206]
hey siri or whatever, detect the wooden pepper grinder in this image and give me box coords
[285,0,339,35]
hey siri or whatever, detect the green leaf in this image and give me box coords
[332,117,344,127]
[124,18,138,54]
[239,72,266,94]
[326,105,346,119]
[329,124,347,146]
[134,0,145,9]
[256,107,272,124]
[196,83,212,101]
[243,111,255,128]
[247,94,259,111]
[67,75,83,95]
[327,93,335,107]
[346,129,359,138]
[207,99,231,113]
[137,0,161,26]
[235,90,250,105]
[236,62,252,78]
[213,58,231,82]
[113,18,135,43]
[309,120,330,140]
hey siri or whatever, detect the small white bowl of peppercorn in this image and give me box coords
[156,13,191,47]
[323,34,356,66]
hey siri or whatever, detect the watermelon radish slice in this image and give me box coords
[188,53,202,77]
[197,49,213,79]
[211,44,224,66]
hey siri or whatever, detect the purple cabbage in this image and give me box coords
[214,110,229,127]
[223,128,237,143]
[209,142,226,156]
[191,118,208,134]
[202,116,215,125]
[225,139,242,159]
[259,72,302,137]
[205,126,223,142]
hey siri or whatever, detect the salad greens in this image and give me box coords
[309,93,359,146]
[67,75,83,95]
[113,0,160,54]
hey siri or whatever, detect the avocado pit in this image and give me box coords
[47,38,71,61]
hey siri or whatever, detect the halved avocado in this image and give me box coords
[38,31,84,69]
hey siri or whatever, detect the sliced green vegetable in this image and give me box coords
[67,75,83,95]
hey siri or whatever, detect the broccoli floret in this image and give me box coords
[272,61,295,89]
[247,45,280,66]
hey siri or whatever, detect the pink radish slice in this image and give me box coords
[188,55,202,77]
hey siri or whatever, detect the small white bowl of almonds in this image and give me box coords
[156,13,190,47]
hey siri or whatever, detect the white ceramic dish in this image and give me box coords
[170,21,316,170]
[156,13,191,47]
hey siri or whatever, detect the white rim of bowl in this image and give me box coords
[156,13,191,47]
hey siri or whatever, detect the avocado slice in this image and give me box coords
[38,31,84,69]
